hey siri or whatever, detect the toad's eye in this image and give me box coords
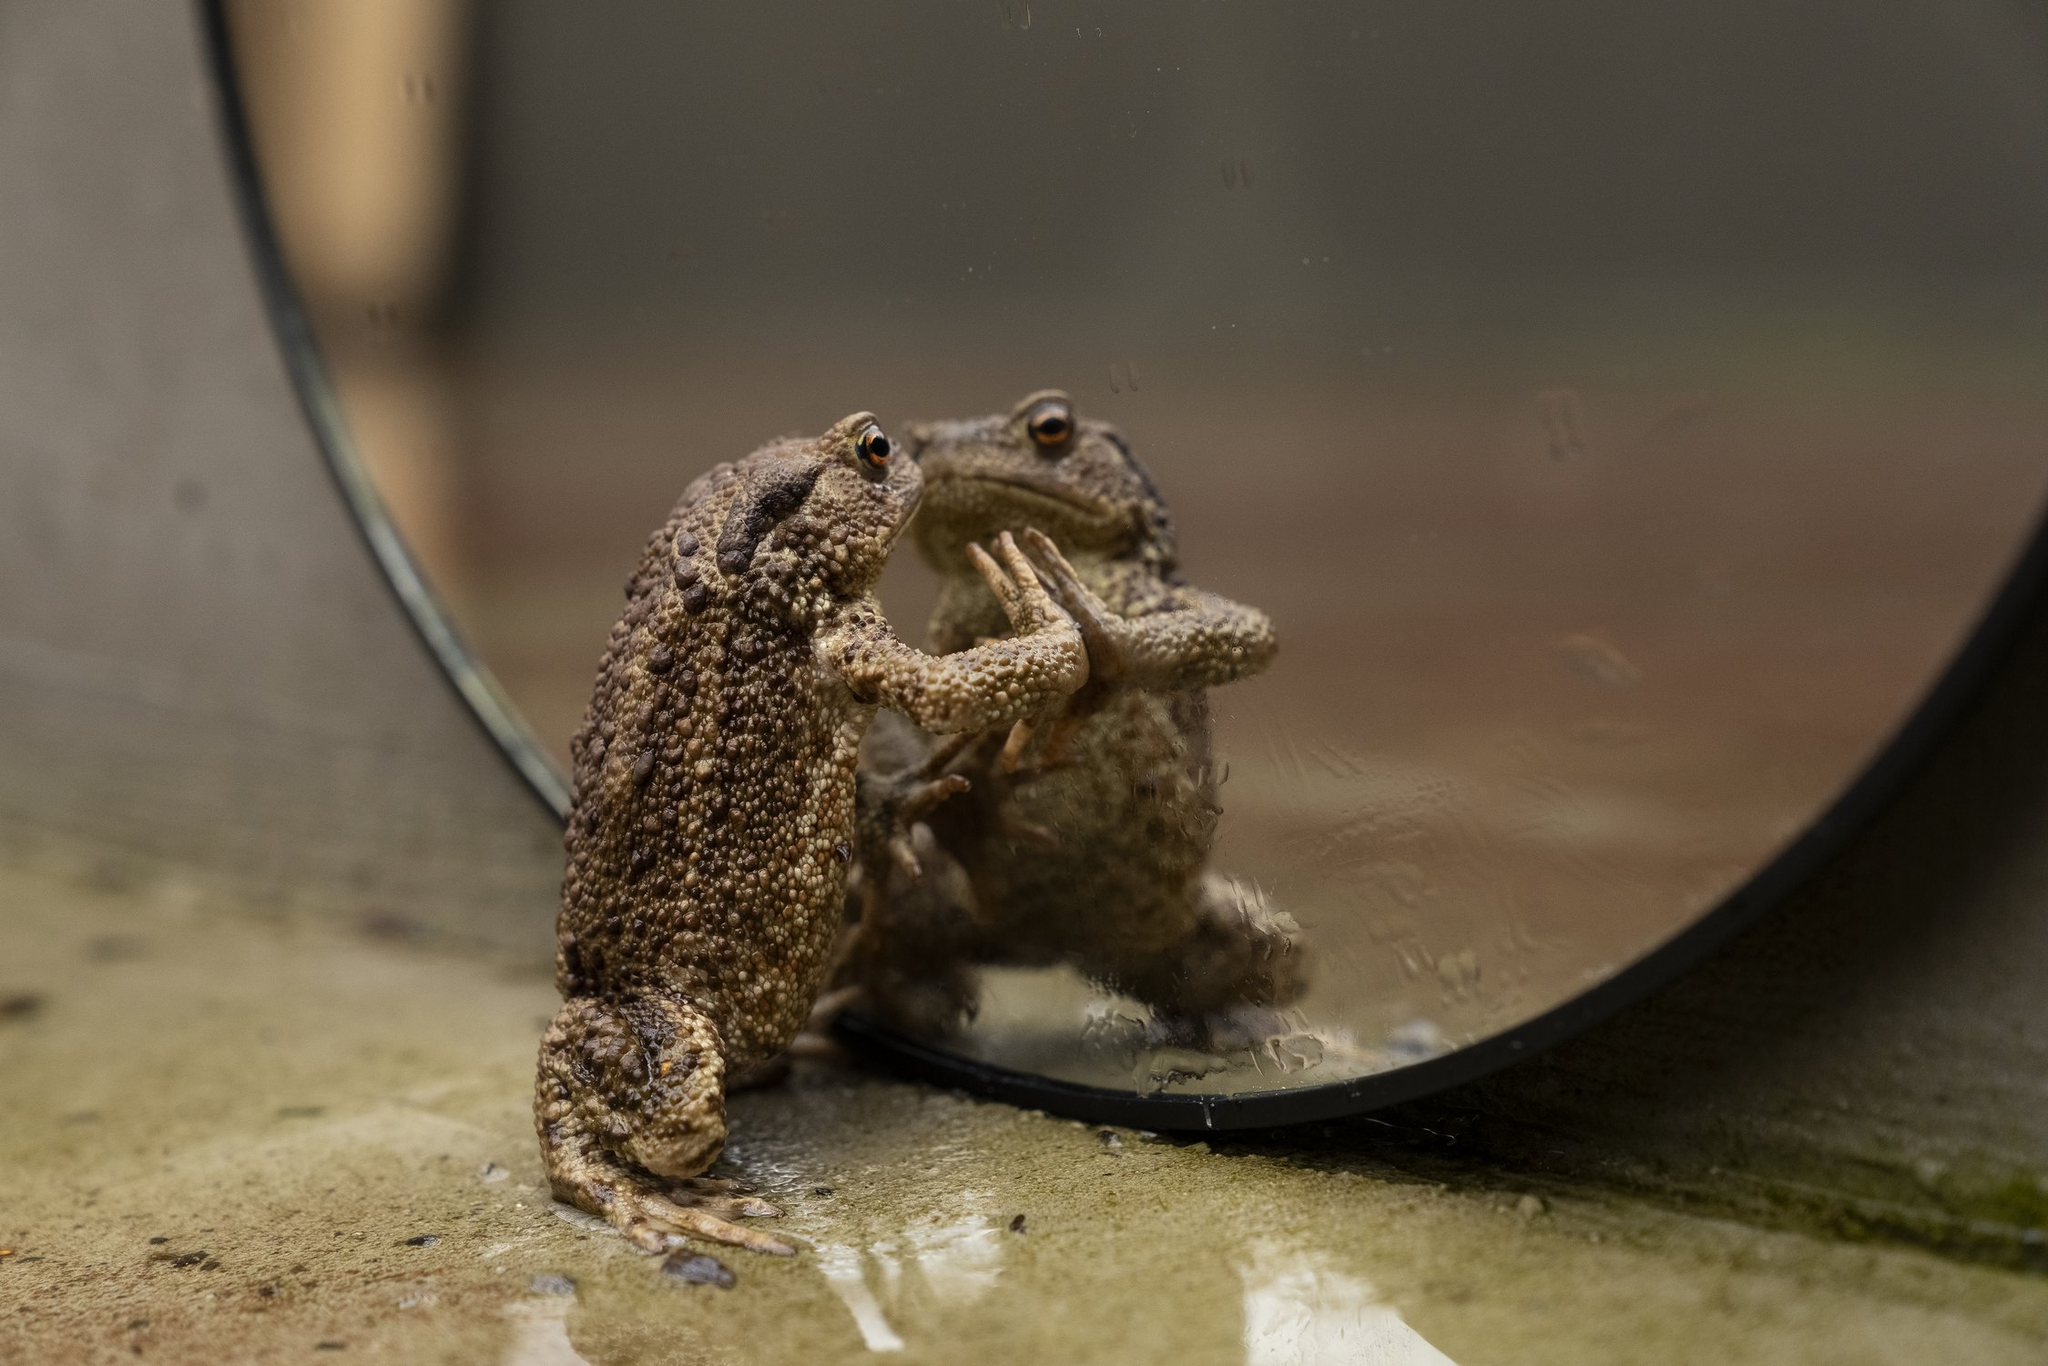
[1025,401,1074,450]
[854,422,892,478]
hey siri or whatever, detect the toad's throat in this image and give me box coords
[888,483,926,540]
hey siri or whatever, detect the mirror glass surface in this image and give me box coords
[225,0,2048,1100]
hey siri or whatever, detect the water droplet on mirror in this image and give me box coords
[1551,632,1642,689]
[1434,946,1481,1003]
[1385,1019,1447,1063]
[1536,388,1587,459]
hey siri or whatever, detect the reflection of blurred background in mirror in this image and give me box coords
[225,2,2048,1091]
[225,0,473,601]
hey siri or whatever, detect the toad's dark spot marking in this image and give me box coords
[1009,1214,1027,1233]
[403,1235,439,1247]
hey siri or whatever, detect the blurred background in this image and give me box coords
[222,0,2048,1086]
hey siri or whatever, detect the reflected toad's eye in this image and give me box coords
[854,422,892,478]
[1026,401,1073,450]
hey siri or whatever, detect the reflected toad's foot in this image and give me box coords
[1148,1005,1315,1062]
[852,748,972,928]
[845,825,989,1039]
[1079,875,1311,1035]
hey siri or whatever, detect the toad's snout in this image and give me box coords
[901,418,994,466]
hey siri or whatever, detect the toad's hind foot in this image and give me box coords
[547,1146,794,1256]
[536,994,795,1256]
[561,1179,798,1261]
[592,1178,795,1257]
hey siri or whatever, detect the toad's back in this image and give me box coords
[555,461,860,1068]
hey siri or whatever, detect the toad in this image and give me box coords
[851,391,1307,1042]
[536,412,1087,1255]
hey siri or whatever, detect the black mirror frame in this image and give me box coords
[197,0,2048,1133]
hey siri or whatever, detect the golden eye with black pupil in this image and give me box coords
[1026,401,1073,449]
[854,422,892,478]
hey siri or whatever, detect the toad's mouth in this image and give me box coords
[935,473,1108,518]
[887,482,927,540]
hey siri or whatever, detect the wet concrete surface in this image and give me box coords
[5,857,2048,1365]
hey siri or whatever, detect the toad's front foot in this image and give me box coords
[853,748,972,906]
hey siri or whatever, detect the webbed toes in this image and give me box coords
[684,1193,783,1221]
[634,1194,797,1256]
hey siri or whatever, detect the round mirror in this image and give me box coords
[214,1,2048,1123]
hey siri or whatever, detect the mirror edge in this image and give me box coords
[195,0,572,822]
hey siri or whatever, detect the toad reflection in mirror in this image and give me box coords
[841,392,1317,1080]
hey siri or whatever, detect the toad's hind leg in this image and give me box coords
[1084,875,1310,1035]
[535,995,794,1256]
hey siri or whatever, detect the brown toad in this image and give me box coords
[536,412,1086,1255]
[852,390,1307,1041]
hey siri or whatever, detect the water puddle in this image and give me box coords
[814,1241,906,1353]
[810,1194,1009,1352]
[501,1295,593,1366]
[1239,1240,1457,1365]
